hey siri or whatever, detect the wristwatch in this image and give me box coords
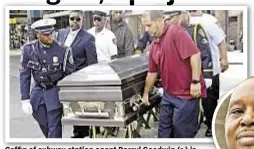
[191,80,200,84]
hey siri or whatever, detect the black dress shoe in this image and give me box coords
[71,132,89,138]
[96,127,101,134]
[205,128,212,137]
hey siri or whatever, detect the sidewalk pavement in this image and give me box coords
[9,48,22,56]
[227,50,244,65]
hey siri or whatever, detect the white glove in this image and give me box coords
[205,79,212,89]
[21,100,33,115]
[158,88,164,97]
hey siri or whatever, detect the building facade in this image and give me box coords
[9,10,28,49]
[43,10,94,30]
[39,10,243,51]
[213,10,243,50]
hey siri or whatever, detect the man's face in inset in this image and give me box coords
[111,10,124,22]
[69,12,82,30]
[225,78,254,149]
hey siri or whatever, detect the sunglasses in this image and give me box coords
[41,34,52,37]
[41,32,53,36]
[70,17,81,22]
[93,16,103,21]
[38,30,53,36]
[114,11,123,14]
[188,10,197,13]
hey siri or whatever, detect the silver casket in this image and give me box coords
[58,53,161,127]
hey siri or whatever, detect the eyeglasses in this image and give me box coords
[93,16,102,22]
[70,17,81,22]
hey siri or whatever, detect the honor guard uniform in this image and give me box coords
[19,18,75,138]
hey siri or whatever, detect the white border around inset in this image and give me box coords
[212,87,236,149]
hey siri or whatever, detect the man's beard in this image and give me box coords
[40,39,52,47]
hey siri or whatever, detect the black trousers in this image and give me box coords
[73,125,101,136]
[73,126,90,136]
[202,74,220,129]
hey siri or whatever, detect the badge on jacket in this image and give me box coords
[198,29,208,44]
[19,64,24,71]
[53,56,58,63]
[112,38,117,45]
[198,29,205,38]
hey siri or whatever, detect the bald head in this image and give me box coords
[142,10,164,22]
[111,10,124,23]
[225,77,254,149]
[141,10,165,38]
[230,77,254,103]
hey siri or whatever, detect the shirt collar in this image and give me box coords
[39,41,51,48]
[93,27,106,35]
[69,28,80,35]
[161,23,170,36]
[153,24,170,43]
[98,27,106,34]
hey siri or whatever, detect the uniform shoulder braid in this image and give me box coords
[21,40,38,53]
[23,40,37,47]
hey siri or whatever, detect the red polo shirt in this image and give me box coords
[149,24,207,99]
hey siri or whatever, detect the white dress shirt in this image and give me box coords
[88,27,117,63]
[64,29,80,47]
[190,13,226,76]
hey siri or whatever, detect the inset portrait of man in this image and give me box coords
[225,77,254,149]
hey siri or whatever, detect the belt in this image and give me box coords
[36,82,57,90]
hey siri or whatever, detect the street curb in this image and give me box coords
[10,49,21,56]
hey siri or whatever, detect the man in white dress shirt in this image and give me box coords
[88,10,118,63]
[88,10,119,136]
[189,10,229,137]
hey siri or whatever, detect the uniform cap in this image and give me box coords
[93,10,107,17]
[164,10,183,20]
[31,18,56,34]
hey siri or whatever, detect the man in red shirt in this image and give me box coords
[141,10,207,138]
